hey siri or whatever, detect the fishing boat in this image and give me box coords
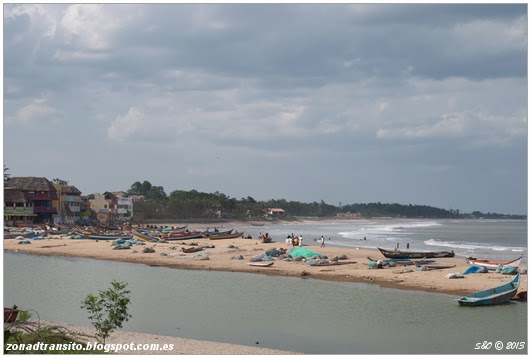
[181,246,203,253]
[465,256,523,271]
[248,261,274,267]
[367,257,436,266]
[259,234,272,243]
[457,273,520,306]
[4,305,19,323]
[415,264,456,270]
[378,247,455,259]
[164,233,206,241]
[131,230,158,242]
[207,230,245,240]
[79,232,132,240]
[203,228,234,236]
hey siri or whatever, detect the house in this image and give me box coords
[4,177,58,223]
[267,208,286,217]
[4,188,36,227]
[90,191,133,224]
[79,196,93,224]
[336,211,361,219]
[53,184,82,224]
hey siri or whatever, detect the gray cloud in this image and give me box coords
[4,4,527,214]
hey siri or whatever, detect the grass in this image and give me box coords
[4,323,105,354]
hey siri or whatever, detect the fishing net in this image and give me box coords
[289,247,324,259]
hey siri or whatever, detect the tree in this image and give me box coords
[52,178,69,185]
[80,280,132,344]
[4,165,10,182]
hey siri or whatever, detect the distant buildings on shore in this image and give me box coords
[4,176,134,226]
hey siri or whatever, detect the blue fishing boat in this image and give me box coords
[457,273,520,306]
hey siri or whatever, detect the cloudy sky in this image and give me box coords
[3,3,527,214]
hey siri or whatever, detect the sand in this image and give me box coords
[5,222,527,354]
[10,320,297,355]
[4,222,527,297]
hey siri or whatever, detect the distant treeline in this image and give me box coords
[124,181,526,221]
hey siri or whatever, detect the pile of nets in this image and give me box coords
[289,247,324,259]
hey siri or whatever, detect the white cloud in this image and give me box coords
[60,4,137,49]
[15,96,57,122]
[107,107,145,142]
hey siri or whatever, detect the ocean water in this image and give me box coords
[3,252,527,355]
[241,219,527,263]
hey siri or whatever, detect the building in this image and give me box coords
[267,208,286,217]
[52,185,82,224]
[4,177,58,222]
[90,192,133,224]
[79,196,93,224]
[4,188,36,227]
[336,212,361,219]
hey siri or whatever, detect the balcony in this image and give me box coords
[34,206,58,214]
[28,193,58,200]
[4,208,35,216]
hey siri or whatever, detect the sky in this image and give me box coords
[3,3,528,215]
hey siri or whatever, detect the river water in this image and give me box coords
[3,251,527,354]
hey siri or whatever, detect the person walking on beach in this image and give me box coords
[298,236,303,247]
[406,243,410,249]
[320,235,325,248]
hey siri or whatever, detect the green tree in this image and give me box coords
[4,165,10,182]
[80,280,132,344]
[52,178,69,185]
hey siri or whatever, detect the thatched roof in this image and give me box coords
[4,188,32,203]
[60,185,82,195]
[5,177,57,192]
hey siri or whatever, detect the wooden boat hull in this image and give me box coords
[465,256,523,271]
[131,230,158,242]
[83,233,132,240]
[457,273,520,306]
[4,307,19,323]
[181,247,203,253]
[164,233,205,241]
[378,247,455,259]
[208,231,245,240]
[367,257,436,266]
[248,261,274,267]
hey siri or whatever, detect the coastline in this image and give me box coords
[4,221,527,296]
[18,320,298,355]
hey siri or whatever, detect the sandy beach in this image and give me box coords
[4,221,527,297]
[9,320,297,355]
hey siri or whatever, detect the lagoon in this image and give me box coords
[3,252,527,354]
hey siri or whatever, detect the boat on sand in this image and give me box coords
[457,273,520,306]
[465,256,523,271]
[378,247,455,259]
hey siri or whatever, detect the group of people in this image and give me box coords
[286,233,303,248]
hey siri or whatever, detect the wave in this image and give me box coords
[424,239,527,253]
[337,221,443,239]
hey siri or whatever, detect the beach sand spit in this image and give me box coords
[4,227,527,296]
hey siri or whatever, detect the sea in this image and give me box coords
[3,219,528,354]
[242,218,528,263]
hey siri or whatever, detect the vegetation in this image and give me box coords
[4,325,104,354]
[4,165,10,182]
[123,180,526,220]
[52,178,69,185]
[80,280,132,344]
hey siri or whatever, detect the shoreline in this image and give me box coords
[4,224,527,297]
[12,320,298,355]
